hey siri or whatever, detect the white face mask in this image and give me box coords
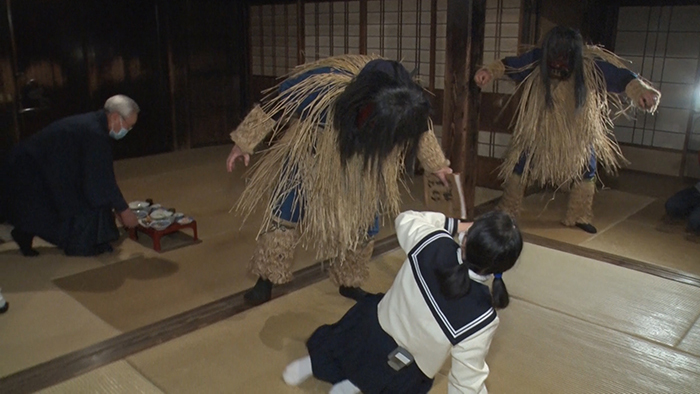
[109,117,130,140]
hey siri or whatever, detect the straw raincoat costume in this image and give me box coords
[476,27,660,233]
[229,54,449,303]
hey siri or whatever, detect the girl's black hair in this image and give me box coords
[435,210,523,309]
[540,26,587,110]
[334,59,431,171]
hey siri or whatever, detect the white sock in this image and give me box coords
[0,290,5,307]
[282,356,313,386]
[329,379,360,394]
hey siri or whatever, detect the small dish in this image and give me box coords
[129,201,150,210]
[177,216,194,225]
[150,219,172,231]
[133,209,149,219]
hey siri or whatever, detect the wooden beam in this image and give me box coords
[442,0,485,220]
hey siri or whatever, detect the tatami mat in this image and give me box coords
[487,299,700,394]
[35,360,164,394]
[114,245,700,393]
[679,321,700,356]
[519,188,655,245]
[580,199,700,277]
[123,249,451,394]
[507,243,700,347]
[0,289,120,376]
[518,184,700,279]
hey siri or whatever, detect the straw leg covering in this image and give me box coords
[328,239,375,288]
[562,179,596,226]
[249,224,300,285]
[497,174,527,218]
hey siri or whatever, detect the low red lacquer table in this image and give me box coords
[128,220,198,252]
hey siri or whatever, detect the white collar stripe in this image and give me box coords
[409,232,495,339]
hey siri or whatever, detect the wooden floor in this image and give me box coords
[1,145,699,393]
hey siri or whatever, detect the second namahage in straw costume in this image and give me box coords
[475,26,661,233]
[226,54,452,305]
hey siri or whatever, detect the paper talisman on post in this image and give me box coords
[423,173,466,219]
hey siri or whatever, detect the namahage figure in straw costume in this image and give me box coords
[474,26,661,233]
[226,54,452,305]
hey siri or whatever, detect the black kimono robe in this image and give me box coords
[1,110,128,255]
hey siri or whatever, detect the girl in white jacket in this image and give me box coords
[283,209,523,393]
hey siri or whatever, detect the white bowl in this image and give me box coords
[129,201,150,210]
[150,209,173,220]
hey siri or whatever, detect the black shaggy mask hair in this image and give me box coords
[334,59,431,170]
[540,26,587,109]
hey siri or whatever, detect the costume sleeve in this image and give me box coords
[81,135,128,212]
[594,61,637,94]
[395,210,460,253]
[624,77,661,112]
[229,104,276,154]
[448,319,499,394]
[500,48,542,83]
[231,67,341,153]
[416,130,450,173]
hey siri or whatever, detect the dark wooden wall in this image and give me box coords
[0,0,249,161]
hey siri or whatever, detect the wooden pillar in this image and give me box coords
[441,0,485,220]
[297,0,305,65]
[359,0,367,54]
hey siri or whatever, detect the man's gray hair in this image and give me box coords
[104,95,140,118]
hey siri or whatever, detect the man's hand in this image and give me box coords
[118,209,139,229]
[433,166,454,187]
[474,69,493,88]
[226,145,250,172]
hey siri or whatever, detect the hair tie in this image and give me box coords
[493,273,502,280]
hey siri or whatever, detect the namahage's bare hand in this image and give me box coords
[474,69,493,88]
[433,166,454,187]
[226,145,250,172]
[638,89,660,111]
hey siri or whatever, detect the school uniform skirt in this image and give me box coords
[306,293,434,393]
